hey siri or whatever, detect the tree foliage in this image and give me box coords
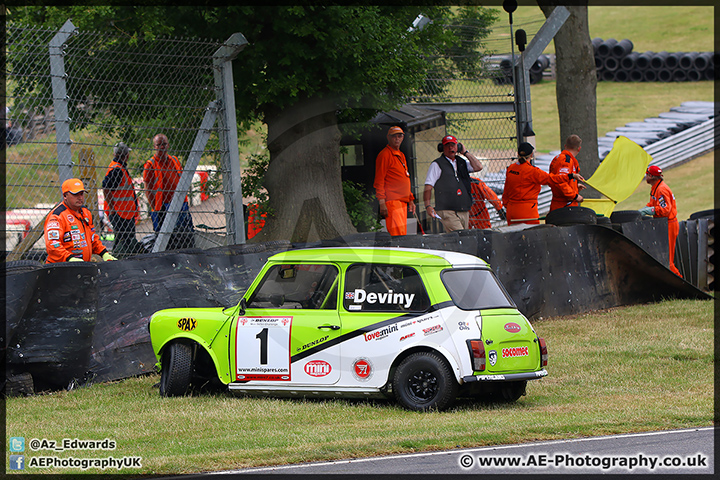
[8,5,498,241]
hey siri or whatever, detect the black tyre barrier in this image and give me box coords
[673,69,687,82]
[687,70,703,82]
[643,69,658,82]
[650,51,669,69]
[3,373,35,397]
[603,56,620,72]
[601,70,616,82]
[545,206,598,226]
[595,56,604,70]
[665,52,682,70]
[592,37,604,55]
[693,51,713,71]
[704,67,714,81]
[531,54,550,73]
[596,216,612,225]
[629,69,644,82]
[610,210,643,224]
[611,38,633,58]
[688,209,717,221]
[614,69,629,82]
[621,51,640,70]
[636,51,654,69]
[657,69,673,82]
[4,259,44,274]
[529,70,543,85]
[597,38,617,57]
[680,51,699,69]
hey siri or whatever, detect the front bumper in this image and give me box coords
[462,369,548,383]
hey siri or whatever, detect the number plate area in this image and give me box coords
[235,316,293,381]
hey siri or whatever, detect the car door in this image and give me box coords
[339,263,432,385]
[233,262,342,385]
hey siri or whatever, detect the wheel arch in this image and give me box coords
[157,335,228,385]
[385,344,463,389]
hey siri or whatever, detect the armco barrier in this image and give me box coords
[4,223,710,394]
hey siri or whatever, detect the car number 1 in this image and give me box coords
[235,316,293,381]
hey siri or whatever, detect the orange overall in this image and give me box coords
[648,180,681,276]
[44,201,108,263]
[548,150,581,211]
[503,161,574,225]
[469,178,502,229]
[374,145,414,236]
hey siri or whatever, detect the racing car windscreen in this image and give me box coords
[441,268,516,310]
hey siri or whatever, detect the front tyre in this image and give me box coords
[393,352,458,411]
[159,342,193,397]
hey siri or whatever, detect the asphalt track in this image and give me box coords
[213,427,714,476]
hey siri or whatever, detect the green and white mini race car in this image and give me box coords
[149,247,548,411]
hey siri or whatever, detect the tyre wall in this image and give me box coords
[4,224,710,392]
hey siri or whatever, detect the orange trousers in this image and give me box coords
[506,201,539,225]
[385,200,408,236]
[668,218,680,276]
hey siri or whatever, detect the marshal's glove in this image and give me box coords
[638,206,654,216]
[102,252,118,261]
[68,257,83,262]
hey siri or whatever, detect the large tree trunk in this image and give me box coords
[538,3,600,186]
[252,97,357,243]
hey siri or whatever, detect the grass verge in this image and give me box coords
[5,298,713,475]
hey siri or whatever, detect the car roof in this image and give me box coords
[267,247,489,268]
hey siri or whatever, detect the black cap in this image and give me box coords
[518,142,534,156]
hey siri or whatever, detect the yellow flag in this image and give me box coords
[583,136,653,216]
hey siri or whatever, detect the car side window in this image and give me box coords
[247,264,339,310]
[343,264,430,313]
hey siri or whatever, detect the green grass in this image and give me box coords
[488,5,714,54]
[5,299,713,475]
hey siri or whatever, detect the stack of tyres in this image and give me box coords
[593,38,715,82]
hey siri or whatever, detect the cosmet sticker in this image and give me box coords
[304,360,332,377]
[502,346,529,358]
[177,317,197,331]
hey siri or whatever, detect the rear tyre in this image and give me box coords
[159,342,193,397]
[393,352,458,411]
[499,380,527,402]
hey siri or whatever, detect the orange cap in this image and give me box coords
[388,126,404,135]
[62,178,87,194]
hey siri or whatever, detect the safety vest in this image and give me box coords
[104,160,139,220]
[143,154,187,212]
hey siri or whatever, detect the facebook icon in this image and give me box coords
[9,455,25,470]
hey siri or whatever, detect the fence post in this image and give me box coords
[153,101,219,253]
[514,6,569,145]
[213,33,248,245]
[49,19,77,185]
